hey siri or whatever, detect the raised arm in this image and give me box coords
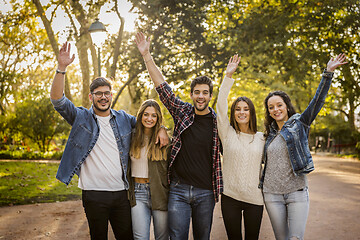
[50,42,75,100]
[135,32,165,87]
[217,55,241,140]
[225,54,241,79]
[301,53,348,125]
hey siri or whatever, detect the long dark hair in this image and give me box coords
[264,91,296,137]
[230,96,257,134]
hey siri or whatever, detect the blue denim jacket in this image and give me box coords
[259,70,334,188]
[51,95,136,187]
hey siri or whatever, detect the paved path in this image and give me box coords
[1,154,359,239]
[208,154,360,240]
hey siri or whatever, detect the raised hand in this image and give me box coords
[225,54,241,78]
[327,53,348,72]
[135,32,151,57]
[58,42,75,70]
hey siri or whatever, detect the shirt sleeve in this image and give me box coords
[155,82,187,117]
[50,94,78,126]
[216,76,235,142]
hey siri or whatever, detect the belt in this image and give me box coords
[134,178,149,184]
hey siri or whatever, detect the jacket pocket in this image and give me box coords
[69,124,93,149]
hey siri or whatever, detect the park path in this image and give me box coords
[0,154,359,239]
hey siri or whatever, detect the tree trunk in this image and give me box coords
[111,73,140,109]
[75,35,91,108]
[109,1,125,79]
[32,0,72,101]
[342,65,357,131]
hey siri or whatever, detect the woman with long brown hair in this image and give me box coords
[128,99,169,240]
[260,54,347,240]
[217,55,265,240]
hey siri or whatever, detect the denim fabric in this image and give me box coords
[51,95,136,186]
[260,73,333,188]
[263,188,309,240]
[131,183,168,240]
[82,190,133,240]
[168,181,215,240]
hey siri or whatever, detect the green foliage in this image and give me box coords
[0,149,63,160]
[0,0,51,114]
[0,161,81,206]
[129,0,359,139]
[7,98,70,152]
[1,0,359,156]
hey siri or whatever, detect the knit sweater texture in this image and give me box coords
[217,76,264,205]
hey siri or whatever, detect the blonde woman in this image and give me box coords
[128,99,169,240]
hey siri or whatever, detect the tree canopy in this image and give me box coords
[0,0,359,155]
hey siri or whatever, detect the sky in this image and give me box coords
[0,0,138,41]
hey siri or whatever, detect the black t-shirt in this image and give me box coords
[174,112,213,190]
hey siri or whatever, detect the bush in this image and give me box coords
[0,149,63,160]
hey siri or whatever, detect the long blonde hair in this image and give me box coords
[130,99,168,161]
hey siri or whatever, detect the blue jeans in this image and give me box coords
[131,183,168,240]
[263,188,309,240]
[168,180,215,240]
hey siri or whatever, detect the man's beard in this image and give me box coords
[193,100,209,112]
[93,99,111,112]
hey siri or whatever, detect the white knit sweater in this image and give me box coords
[216,76,264,205]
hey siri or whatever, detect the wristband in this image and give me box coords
[322,69,334,78]
[56,69,66,75]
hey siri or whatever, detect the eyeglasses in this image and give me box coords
[92,91,111,98]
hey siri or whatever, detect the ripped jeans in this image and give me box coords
[263,188,309,240]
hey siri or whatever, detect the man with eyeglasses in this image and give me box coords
[50,42,168,240]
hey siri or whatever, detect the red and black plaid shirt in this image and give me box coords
[156,82,223,202]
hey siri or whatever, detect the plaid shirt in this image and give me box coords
[156,82,223,202]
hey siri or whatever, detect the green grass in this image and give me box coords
[0,161,81,206]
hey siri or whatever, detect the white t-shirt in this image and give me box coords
[131,145,149,178]
[78,115,125,191]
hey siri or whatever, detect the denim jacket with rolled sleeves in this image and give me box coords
[259,70,334,188]
[51,95,136,187]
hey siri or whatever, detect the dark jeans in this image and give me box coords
[82,190,133,240]
[168,181,215,240]
[221,194,263,240]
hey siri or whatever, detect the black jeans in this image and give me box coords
[82,190,133,240]
[221,194,263,240]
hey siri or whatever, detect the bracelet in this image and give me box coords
[142,52,150,58]
[160,125,169,131]
[56,69,66,75]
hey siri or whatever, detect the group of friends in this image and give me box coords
[50,32,347,240]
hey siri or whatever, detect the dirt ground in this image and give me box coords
[1,154,359,240]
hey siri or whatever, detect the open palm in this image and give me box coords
[226,54,241,77]
[135,32,150,56]
[327,53,348,72]
[58,42,75,68]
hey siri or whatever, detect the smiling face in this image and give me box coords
[234,101,251,126]
[89,85,112,116]
[141,106,158,131]
[267,95,289,124]
[190,84,212,115]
